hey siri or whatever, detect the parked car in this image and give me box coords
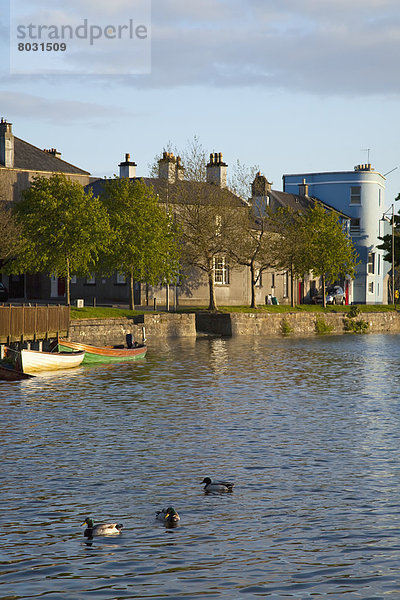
[0,282,8,301]
[311,285,345,305]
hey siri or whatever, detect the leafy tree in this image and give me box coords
[227,198,277,308]
[100,177,181,310]
[301,203,359,307]
[171,180,243,311]
[267,207,309,307]
[0,201,21,267]
[11,173,110,305]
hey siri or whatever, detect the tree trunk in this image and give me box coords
[322,274,326,308]
[208,270,217,311]
[66,257,70,306]
[290,263,295,307]
[250,262,257,309]
[129,272,135,311]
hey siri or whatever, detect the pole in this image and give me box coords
[392,204,395,307]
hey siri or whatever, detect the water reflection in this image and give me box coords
[1,334,400,599]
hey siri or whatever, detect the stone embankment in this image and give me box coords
[68,313,196,345]
[68,311,400,345]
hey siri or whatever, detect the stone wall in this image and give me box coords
[68,313,196,345]
[67,311,400,345]
[196,311,400,336]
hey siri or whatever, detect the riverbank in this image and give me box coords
[68,309,400,344]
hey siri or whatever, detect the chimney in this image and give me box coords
[44,148,62,158]
[175,155,184,181]
[119,153,137,178]
[251,171,272,198]
[0,118,14,168]
[158,151,178,183]
[206,152,227,188]
[298,178,309,196]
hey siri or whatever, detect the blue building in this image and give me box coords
[283,164,387,304]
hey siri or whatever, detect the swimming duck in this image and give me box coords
[155,507,180,525]
[82,517,123,538]
[201,477,234,492]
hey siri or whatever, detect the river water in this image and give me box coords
[1,333,400,599]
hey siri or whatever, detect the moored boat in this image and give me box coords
[0,362,34,381]
[20,348,85,374]
[58,336,147,364]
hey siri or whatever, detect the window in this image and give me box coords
[350,186,361,204]
[378,188,382,207]
[378,254,381,275]
[70,275,77,284]
[116,272,126,284]
[368,281,374,294]
[368,252,375,274]
[213,256,230,285]
[271,273,275,289]
[350,218,360,234]
[85,274,95,285]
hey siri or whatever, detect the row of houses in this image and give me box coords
[0,119,391,306]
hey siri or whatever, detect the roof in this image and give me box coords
[10,137,90,175]
[87,176,245,207]
[268,189,351,220]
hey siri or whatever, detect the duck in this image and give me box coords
[201,477,234,493]
[82,517,123,538]
[155,507,180,525]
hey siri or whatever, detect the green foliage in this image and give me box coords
[315,317,334,335]
[10,173,110,304]
[348,305,361,318]
[280,318,292,335]
[344,305,369,333]
[302,203,359,283]
[377,206,400,267]
[100,177,181,308]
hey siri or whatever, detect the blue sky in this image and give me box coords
[1,0,400,205]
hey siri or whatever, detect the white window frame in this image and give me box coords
[85,274,95,285]
[213,256,230,285]
[350,186,361,205]
[116,272,126,284]
[368,252,375,274]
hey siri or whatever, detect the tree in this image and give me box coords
[266,207,309,307]
[301,203,359,307]
[100,177,181,310]
[227,198,277,308]
[0,202,21,267]
[172,180,244,310]
[10,173,110,305]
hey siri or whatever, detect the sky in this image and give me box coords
[1,0,400,206]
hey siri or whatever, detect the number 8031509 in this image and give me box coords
[18,42,67,51]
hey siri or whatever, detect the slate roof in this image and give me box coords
[10,137,89,175]
[87,176,245,206]
[268,189,351,220]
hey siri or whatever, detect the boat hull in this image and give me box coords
[0,363,34,381]
[20,349,85,374]
[58,339,147,364]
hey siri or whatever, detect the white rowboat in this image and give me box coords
[20,349,85,374]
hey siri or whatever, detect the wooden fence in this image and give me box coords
[0,305,70,343]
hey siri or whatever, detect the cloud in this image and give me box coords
[4,0,400,95]
[130,0,400,95]
[0,91,134,125]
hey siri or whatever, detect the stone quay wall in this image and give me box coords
[196,311,400,336]
[68,313,196,345]
[67,311,400,345]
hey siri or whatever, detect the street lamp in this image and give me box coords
[382,204,395,305]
